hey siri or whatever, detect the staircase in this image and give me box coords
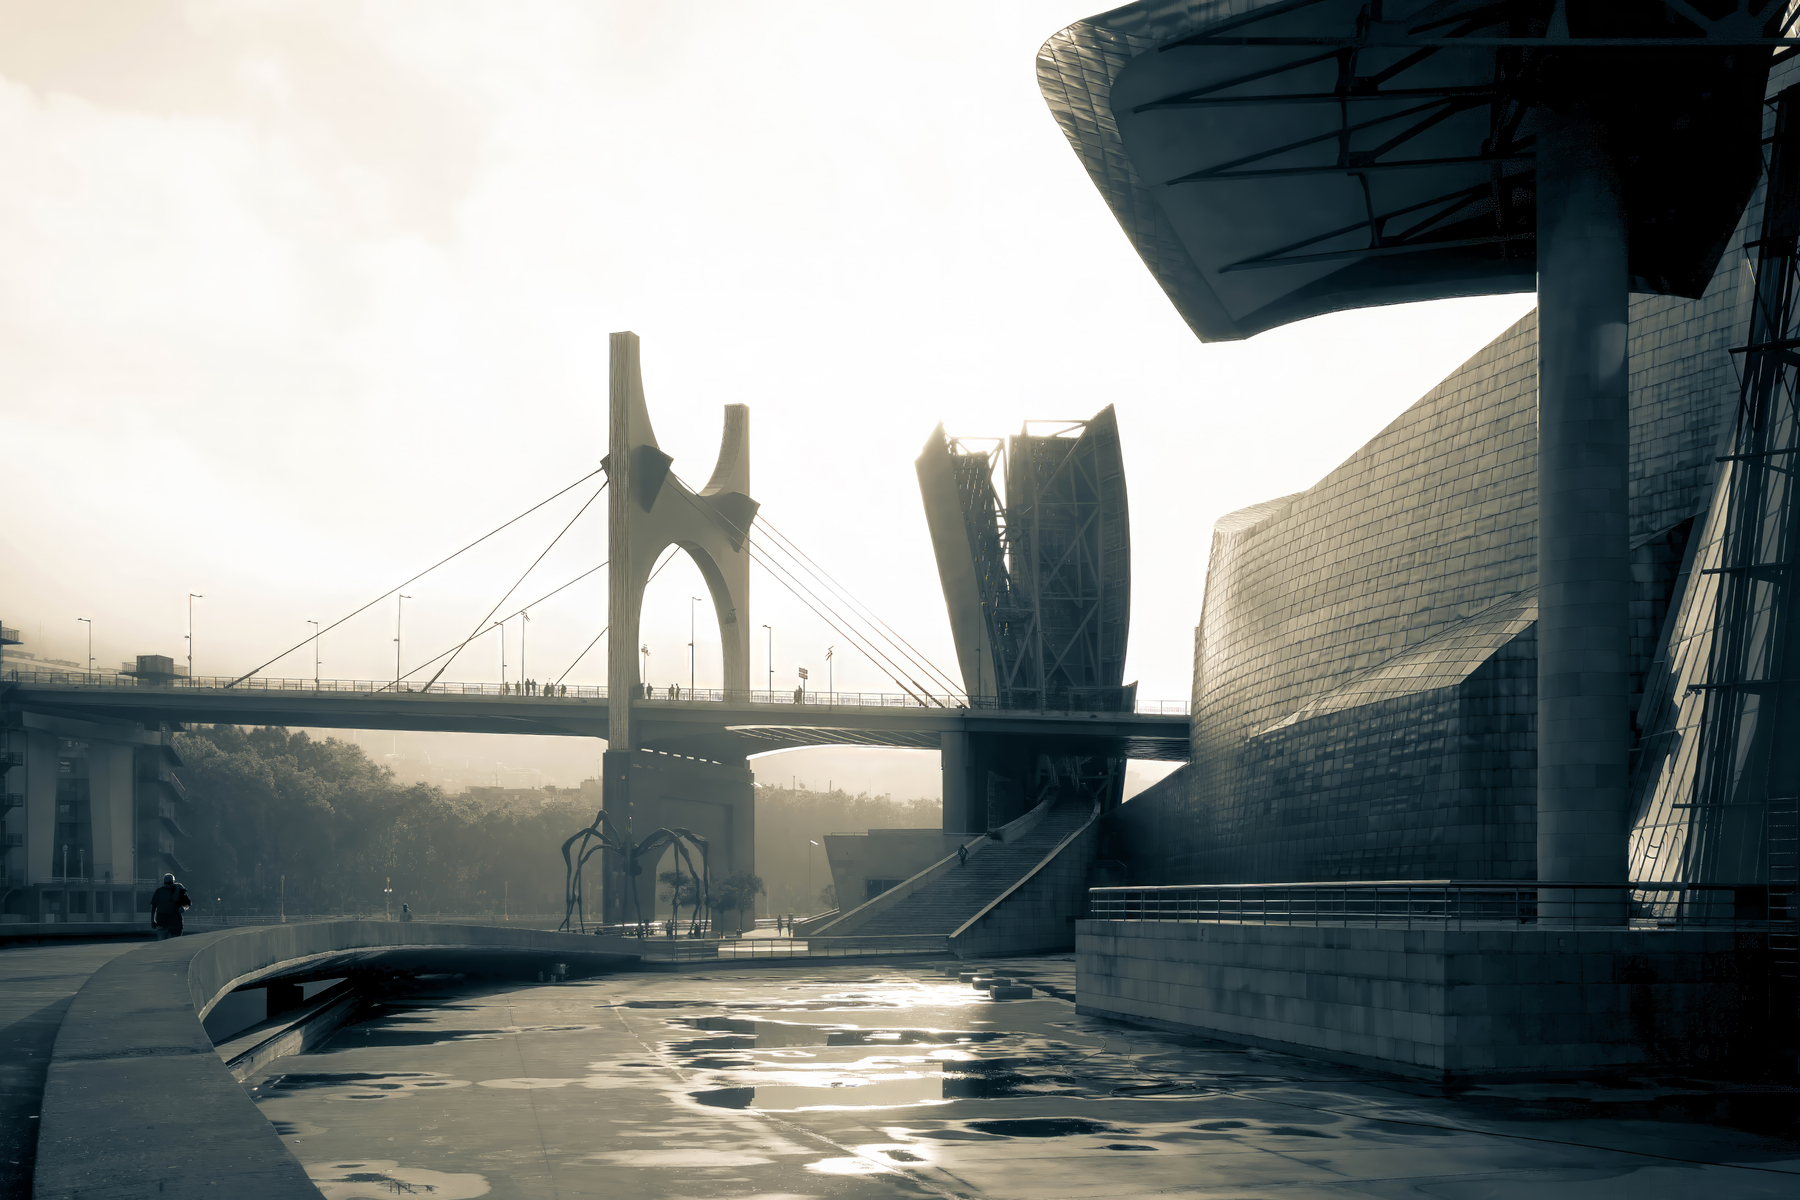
[830,792,1097,938]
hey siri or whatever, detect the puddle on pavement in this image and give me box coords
[248,962,1800,1198]
[304,1158,490,1200]
[321,1004,606,1049]
[252,1072,473,1101]
[671,1015,1090,1111]
[963,1117,1122,1138]
[675,1015,1004,1048]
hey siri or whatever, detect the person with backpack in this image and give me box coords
[149,874,191,940]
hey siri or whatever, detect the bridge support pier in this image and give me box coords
[600,749,755,930]
[941,731,1129,836]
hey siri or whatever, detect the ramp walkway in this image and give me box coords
[807,790,1102,954]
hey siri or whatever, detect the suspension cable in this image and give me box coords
[417,480,607,692]
[393,558,610,685]
[755,517,965,695]
[662,475,953,704]
[225,467,606,687]
[552,543,683,686]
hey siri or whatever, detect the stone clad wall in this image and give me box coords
[1075,919,1769,1079]
[1124,157,1777,885]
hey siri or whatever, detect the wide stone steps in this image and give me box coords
[850,796,1094,936]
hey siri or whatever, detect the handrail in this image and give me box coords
[806,788,1061,938]
[1,668,1191,716]
[1087,880,1795,931]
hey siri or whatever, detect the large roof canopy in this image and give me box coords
[1040,0,1784,341]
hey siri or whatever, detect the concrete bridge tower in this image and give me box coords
[600,332,761,925]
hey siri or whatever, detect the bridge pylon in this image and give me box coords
[600,331,760,927]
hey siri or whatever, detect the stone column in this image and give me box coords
[1534,104,1631,923]
[941,730,974,834]
[603,333,639,929]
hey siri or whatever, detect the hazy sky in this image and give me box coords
[0,1,1533,794]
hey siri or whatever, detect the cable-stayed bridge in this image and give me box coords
[0,672,1189,763]
[4,331,1189,930]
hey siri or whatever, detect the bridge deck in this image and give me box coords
[1,673,1191,760]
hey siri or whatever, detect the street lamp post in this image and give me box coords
[762,624,772,697]
[808,839,819,913]
[77,618,92,679]
[521,610,530,690]
[826,645,834,702]
[187,593,203,684]
[690,596,703,698]
[306,620,319,689]
[395,595,412,689]
[383,877,393,921]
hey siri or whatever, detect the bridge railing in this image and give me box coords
[2,668,1189,716]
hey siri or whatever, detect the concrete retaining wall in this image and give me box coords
[951,802,1100,958]
[809,791,1055,938]
[1076,919,1770,1079]
[33,921,641,1199]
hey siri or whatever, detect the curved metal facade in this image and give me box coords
[1040,0,1771,341]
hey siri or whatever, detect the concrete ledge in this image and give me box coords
[33,921,643,1199]
[1076,919,1776,1081]
[0,922,155,943]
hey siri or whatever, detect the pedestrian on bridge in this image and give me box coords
[150,873,191,939]
[957,843,968,868]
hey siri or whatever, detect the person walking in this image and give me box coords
[957,843,968,868]
[149,873,191,940]
[401,903,414,923]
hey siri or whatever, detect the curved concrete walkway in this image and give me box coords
[29,922,642,1199]
[0,939,149,1200]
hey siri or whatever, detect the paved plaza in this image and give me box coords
[243,955,1799,1200]
[0,939,147,1198]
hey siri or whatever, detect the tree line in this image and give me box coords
[171,727,939,918]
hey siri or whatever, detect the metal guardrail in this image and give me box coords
[1088,880,1799,932]
[639,933,951,961]
[1,669,1189,716]
[171,915,950,960]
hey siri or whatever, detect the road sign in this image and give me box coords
[797,667,808,680]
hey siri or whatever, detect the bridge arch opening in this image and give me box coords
[634,543,739,698]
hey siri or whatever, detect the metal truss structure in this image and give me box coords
[1040,0,1786,340]
[920,408,1132,713]
[1630,84,1800,977]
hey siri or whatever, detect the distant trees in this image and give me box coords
[173,726,583,914]
[657,869,700,910]
[752,784,939,914]
[711,871,766,930]
[168,727,941,921]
